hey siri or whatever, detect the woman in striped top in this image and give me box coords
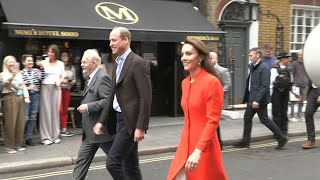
[20,54,43,146]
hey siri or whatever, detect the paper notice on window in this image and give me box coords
[290,85,300,101]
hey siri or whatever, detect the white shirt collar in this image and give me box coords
[253,59,261,66]
[88,67,99,84]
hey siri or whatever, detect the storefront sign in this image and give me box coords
[95,2,139,24]
[186,36,220,41]
[13,29,79,38]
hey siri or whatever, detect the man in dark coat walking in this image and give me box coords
[233,47,288,149]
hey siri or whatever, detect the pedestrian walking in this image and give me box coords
[94,27,152,180]
[233,48,288,149]
[270,52,292,137]
[1,55,30,154]
[302,82,320,149]
[167,39,228,180]
[209,51,232,150]
[73,49,114,180]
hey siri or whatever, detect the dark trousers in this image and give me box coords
[242,104,284,144]
[305,88,320,142]
[73,140,113,180]
[106,112,142,180]
[272,89,289,136]
[24,92,40,140]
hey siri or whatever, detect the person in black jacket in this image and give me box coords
[233,47,288,149]
[270,52,292,137]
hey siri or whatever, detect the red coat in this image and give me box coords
[167,69,228,180]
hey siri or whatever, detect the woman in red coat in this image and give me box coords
[167,39,228,180]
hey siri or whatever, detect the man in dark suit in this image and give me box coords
[233,47,287,149]
[94,27,152,180]
[73,49,113,180]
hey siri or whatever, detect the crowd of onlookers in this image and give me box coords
[0,44,85,154]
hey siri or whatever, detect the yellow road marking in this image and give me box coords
[1,136,318,180]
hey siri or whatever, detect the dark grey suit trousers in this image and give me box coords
[73,140,113,180]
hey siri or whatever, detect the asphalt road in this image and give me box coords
[1,136,319,180]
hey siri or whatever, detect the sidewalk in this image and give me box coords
[0,111,319,174]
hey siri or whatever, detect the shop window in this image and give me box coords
[290,5,320,53]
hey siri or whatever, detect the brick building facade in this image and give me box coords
[257,0,320,53]
[258,0,291,53]
[193,0,319,104]
[195,0,320,54]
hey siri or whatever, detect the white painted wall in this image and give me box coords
[249,21,259,49]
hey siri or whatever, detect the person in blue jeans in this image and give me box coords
[20,54,43,146]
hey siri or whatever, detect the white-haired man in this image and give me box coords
[73,49,113,180]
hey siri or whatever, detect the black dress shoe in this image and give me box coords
[275,137,288,150]
[233,141,250,148]
[26,139,36,146]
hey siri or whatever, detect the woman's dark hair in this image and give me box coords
[21,54,33,63]
[48,44,60,60]
[61,50,73,70]
[183,38,218,78]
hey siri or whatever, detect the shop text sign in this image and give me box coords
[186,36,220,41]
[95,2,139,24]
[13,29,79,38]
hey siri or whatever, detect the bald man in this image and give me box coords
[209,52,232,150]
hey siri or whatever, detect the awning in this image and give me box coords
[0,0,224,42]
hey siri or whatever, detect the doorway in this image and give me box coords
[219,1,250,105]
[224,26,248,104]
